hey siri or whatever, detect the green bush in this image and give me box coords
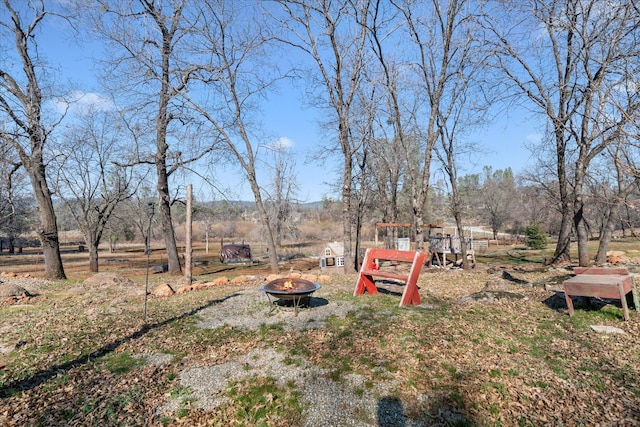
[525,223,548,250]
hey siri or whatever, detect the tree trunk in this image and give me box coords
[552,128,572,264]
[451,193,470,270]
[456,223,470,270]
[156,163,182,275]
[342,153,355,273]
[250,184,279,274]
[355,210,363,269]
[573,156,591,267]
[412,149,433,252]
[412,198,426,252]
[25,160,66,279]
[89,245,99,272]
[595,203,619,265]
[574,203,590,267]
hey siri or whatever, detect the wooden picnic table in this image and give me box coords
[563,267,640,321]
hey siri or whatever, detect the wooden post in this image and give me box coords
[185,184,192,282]
[375,225,379,247]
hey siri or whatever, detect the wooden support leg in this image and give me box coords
[632,278,640,312]
[565,292,575,317]
[354,274,379,296]
[619,283,630,321]
[399,252,426,307]
[400,283,420,306]
[354,248,379,296]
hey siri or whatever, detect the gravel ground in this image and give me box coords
[194,287,357,330]
[152,286,430,426]
[155,347,425,426]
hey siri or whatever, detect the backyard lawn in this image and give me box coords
[1,245,640,426]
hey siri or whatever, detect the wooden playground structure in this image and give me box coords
[373,222,476,267]
[427,226,476,267]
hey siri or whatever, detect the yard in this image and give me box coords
[1,243,640,426]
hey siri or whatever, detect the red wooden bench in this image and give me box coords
[563,267,640,321]
[354,248,427,307]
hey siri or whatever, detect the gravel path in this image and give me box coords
[194,287,357,330]
[152,287,429,426]
[156,347,424,426]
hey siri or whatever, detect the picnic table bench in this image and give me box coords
[354,248,427,307]
[563,267,640,321]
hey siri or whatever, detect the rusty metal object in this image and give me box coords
[259,278,321,315]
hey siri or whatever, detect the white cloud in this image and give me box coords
[53,90,115,115]
[71,91,114,111]
[270,136,294,150]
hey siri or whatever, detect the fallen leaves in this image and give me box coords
[1,264,639,425]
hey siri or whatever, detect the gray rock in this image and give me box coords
[590,325,626,334]
[0,283,29,298]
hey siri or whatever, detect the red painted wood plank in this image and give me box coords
[360,270,407,281]
[564,283,623,299]
[572,267,629,276]
[366,248,419,263]
[354,248,426,307]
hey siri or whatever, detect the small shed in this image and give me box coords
[319,242,345,271]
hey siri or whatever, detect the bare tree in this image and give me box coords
[592,136,640,264]
[84,0,218,275]
[179,0,285,273]
[351,78,378,265]
[365,0,412,247]
[115,184,158,250]
[0,1,67,278]
[265,143,298,247]
[435,107,479,270]
[484,0,640,266]
[0,142,32,253]
[52,108,140,272]
[275,0,372,272]
[389,0,481,252]
[481,167,515,240]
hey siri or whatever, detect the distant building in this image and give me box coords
[319,242,345,271]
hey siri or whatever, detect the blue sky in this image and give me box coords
[35,9,542,204]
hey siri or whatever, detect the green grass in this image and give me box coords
[73,386,145,424]
[102,352,143,374]
[225,376,302,426]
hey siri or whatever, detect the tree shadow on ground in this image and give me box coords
[0,293,241,398]
[377,386,477,425]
